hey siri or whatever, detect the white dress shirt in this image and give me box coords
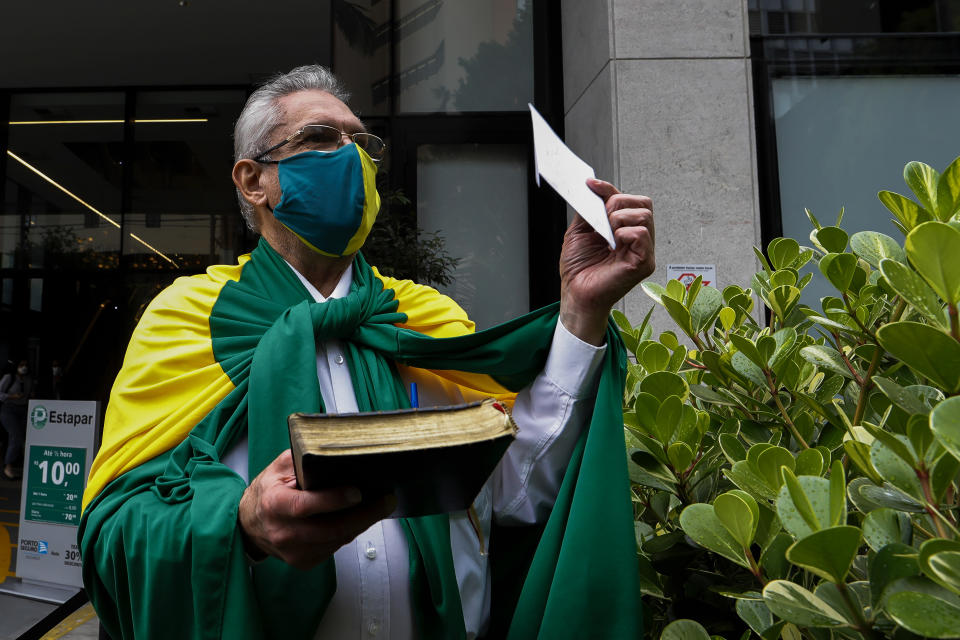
[223,262,606,639]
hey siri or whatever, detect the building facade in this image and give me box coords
[1,0,958,404]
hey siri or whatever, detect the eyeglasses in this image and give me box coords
[252,124,386,163]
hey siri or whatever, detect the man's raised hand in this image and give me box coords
[558,178,655,346]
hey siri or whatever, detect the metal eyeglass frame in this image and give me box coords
[252,124,386,164]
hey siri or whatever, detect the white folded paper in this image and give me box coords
[529,103,615,249]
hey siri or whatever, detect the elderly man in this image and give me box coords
[79,65,654,640]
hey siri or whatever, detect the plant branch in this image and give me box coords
[765,370,810,449]
[951,302,960,342]
[917,468,959,539]
[852,346,884,426]
[842,292,879,343]
[835,582,877,639]
[743,546,766,586]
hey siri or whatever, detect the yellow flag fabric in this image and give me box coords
[83,254,511,510]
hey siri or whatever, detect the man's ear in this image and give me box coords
[232,159,269,209]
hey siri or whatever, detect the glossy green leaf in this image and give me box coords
[714,490,759,548]
[870,542,920,608]
[640,371,690,403]
[640,342,671,373]
[725,461,778,502]
[689,384,738,407]
[872,376,935,416]
[776,470,829,539]
[861,421,917,466]
[844,440,884,486]
[863,508,910,552]
[799,345,855,379]
[937,155,960,220]
[878,190,931,232]
[735,599,783,640]
[761,580,846,628]
[766,285,801,321]
[611,309,634,334]
[850,230,906,268]
[656,395,683,444]
[756,446,795,491]
[794,448,825,477]
[690,285,723,333]
[769,237,801,270]
[731,350,767,388]
[870,437,925,501]
[904,161,940,218]
[759,532,792,581]
[930,396,960,465]
[819,252,858,292]
[719,433,747,464]
[906,221,960,304]
[828,460,846,526]
[932,451,960,503]
[718,306,736,331]
[679,503,750,569]
[879,258,948,327]
[886,591,960,638]
[662,295,695,338]
[919,539,960,596]
[729,333,766,369]
[785,525,861,583]
[858,482,925,513]
[661,619,712,640]
[666,278,686,302]
[813,581,869,627]
[667,442,694,472]
[768,327,798,373]
[812,226,848,253]
[642,282,666,305]
[877,321,960,394]
[926,551,960,596]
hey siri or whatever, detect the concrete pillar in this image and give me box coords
[561,0,762,335]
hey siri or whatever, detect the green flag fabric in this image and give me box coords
[79,238,642,639]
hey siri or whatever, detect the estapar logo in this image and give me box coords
[30,405,48,429]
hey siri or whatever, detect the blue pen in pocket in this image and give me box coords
[410,382,419,409]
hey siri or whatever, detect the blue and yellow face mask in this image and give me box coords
[269,145,381,257]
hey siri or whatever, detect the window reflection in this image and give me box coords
[127,90,247,270]
[749,0,960,35]
[2,93,125,270]
[336,0,534,114]
[416,143,529,329]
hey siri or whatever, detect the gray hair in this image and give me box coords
[233,64,351,232]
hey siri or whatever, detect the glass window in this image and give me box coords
[772,75,960,305]
[417,143,529,329]
[3,92,125,270]
[750,0,960,35]
[127,90,248,270]
[396,0,533,113]
[333,0,393,117]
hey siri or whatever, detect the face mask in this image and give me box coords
[17,366,27,375]
[270,145,381,257]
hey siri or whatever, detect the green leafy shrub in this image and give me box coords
[617,157,960,639]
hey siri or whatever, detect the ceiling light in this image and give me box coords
[6,150,178,267]
[8,118,208,125]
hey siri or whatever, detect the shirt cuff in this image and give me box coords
[543,320,607,399]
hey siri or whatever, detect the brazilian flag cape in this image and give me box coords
[79,239,642,640]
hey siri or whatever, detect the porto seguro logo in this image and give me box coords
[30,405,48,429]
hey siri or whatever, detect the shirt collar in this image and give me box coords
[284,260,354,303]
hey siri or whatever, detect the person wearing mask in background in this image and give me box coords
[0,359,33,480]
